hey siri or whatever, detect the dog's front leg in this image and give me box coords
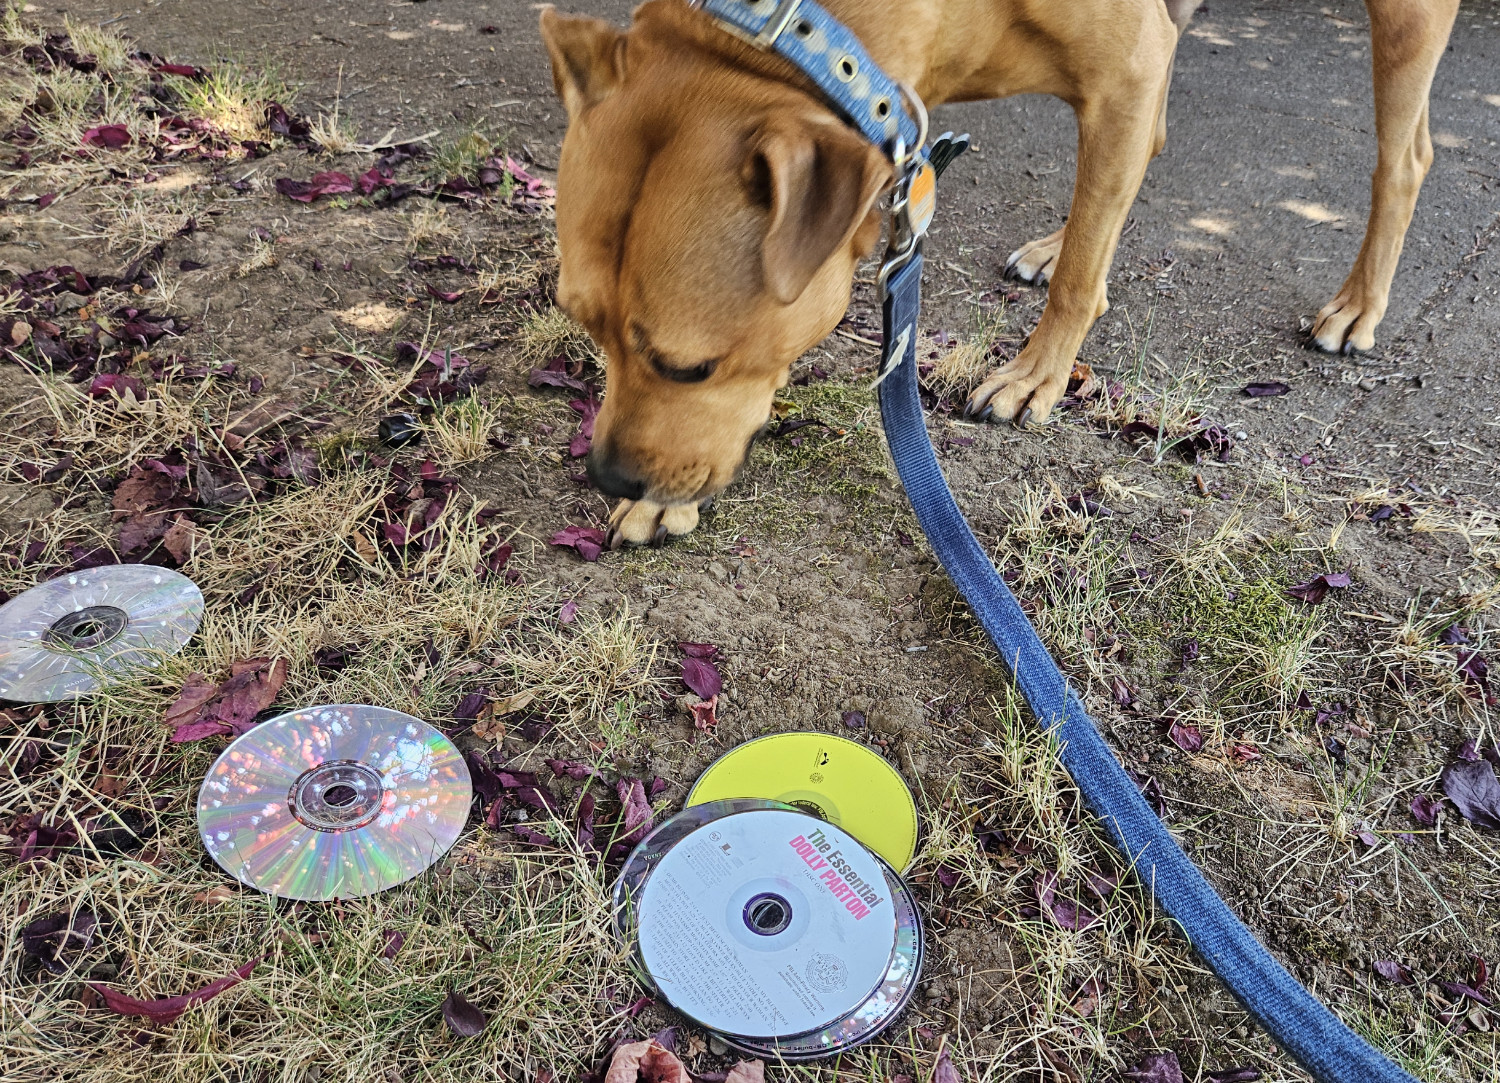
[1310,0,1460,354]
[967,71,1172,425]
[604,499,700,549]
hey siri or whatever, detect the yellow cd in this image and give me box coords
[687,733,918,871]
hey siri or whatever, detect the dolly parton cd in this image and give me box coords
[687,733,919,870]
[0,565,203,702]
[197,704,471,901]
[615,799,923,1059]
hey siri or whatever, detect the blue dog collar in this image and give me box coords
[691,0,923,158]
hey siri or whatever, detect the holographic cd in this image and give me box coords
[0,564,204,702]
[197,705,472,901]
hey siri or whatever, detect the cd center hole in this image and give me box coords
[324,784,359,807]
[745,894,791,935]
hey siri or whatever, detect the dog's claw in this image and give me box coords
[978,404,994,423]
[1015,405,1033,430]
[650,524,668,547]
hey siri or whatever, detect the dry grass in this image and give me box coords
[405,203,458,251]
[515,305,595,366]
[923,305,1009,400]
[423,397,505,468]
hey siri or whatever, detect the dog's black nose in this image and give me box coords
[586,448,647,500]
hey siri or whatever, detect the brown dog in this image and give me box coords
[540,0,1460,547]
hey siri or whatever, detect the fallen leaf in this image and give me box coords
[1286,570,1352,605]
[82,124,131,149]
[558,599,578,624]
[382,929,405,960]
[604,1039,763,1083]
[682,655,723,699]
[166,657,287,743]
[689,694,719,731]
[550,524,606,562]
[274,171,354,203]
[1124,1052,1183,1083]
[931,1045,960,1083]
[192,885,237,905]
[21,911,96,974]
[1442,759,1500,829]
[1033,870,1099,931]
[89,956,261,1025]
[494,689,537,716]
[1167,719,1204,753]
[1243,381,1291,397]
[1410,793,1442,826]
[440,988,488,1037]
[616,778,653,845]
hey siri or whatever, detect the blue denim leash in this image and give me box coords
[689,0,1420,1077]
[877,249,1417,1083]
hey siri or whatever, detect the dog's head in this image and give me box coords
[539,2,892,505]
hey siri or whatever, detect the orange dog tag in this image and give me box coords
[904,160,936,238]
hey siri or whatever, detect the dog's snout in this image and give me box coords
[586,448,647,500]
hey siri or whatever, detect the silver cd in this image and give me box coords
[0,564,204,702]
[616,801,906,1049]
[197,705,472,901]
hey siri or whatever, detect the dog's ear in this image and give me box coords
[539,7,627,117]
[746,117,893,305]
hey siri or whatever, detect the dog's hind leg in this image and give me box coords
[1311,0,1460,354]
[969,29,1177,425]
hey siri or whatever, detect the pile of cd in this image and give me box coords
[0,564,203,702]
[615,798,923,1061]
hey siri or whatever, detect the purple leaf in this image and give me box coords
[681,655,723,699]
[1033,870,1099,931]
[1410,794,1442,826]
[931,1047,960,1083]
[82,124,131,149]
[382,929,405,960]
[1167,720,1204,753]
[425,284,463,303]
[1441,759,1500,829]
[617,778,653,845]
[1287,571,1352,605]
[21,911,97,974]
[558,599,578,624]
[1124,1052,1183,1083]
[1244,381,1291,397]
[1373,959,1414,985]
[274,171,353,203]
[1437,979,1491,1007]
[678,642,719,660]
[89,956,261,1025]
[1206,1071,1261,1083]
[842,710,867,729]
[546,758,602,782]
[440,988,488,1037]
[549,524,606,562]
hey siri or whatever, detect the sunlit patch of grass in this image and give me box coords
[514,305,593,366]
[167,61,289,143]
[405,203,458,251]
[426,128,504,188]
[236,234,277,277]
[923,303,1010,400]
[423,397,504,468]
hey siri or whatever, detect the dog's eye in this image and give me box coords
[653,356,719,383]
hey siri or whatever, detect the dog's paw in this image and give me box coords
[963,351,1071,427]
[1005,226,1066,285]
[1311,289,1383,354]
[604,499,700,549]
